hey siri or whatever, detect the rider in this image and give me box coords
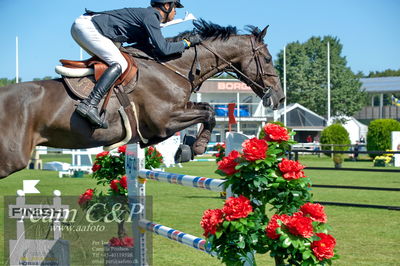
[71,0,202,128]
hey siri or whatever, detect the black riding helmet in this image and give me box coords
[150,0,184,8]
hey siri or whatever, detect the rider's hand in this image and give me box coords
[184,34,203,47]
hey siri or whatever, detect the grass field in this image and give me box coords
[1,154,399,265]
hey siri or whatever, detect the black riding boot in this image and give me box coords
[76,63,122,128]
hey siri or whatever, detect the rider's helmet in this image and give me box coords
[150,0,184,8]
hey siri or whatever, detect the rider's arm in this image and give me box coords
[142,13,186,56]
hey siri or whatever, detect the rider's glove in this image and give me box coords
[183,34,203,48]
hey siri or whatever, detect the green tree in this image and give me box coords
[367,68,400,78]
[0,78,19,87]
[367,119,400,158]
[274,36,366,117]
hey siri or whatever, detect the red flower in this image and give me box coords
[300,203,327,223]
[217,150,241,175]
[242,137,268,161]
[92,164,101,172]
[265,214,290,239]
[78,189,94,206]
[118,145,127,153]
[214,153,220,158]
[122,236,134,247]
[110,180,120,192]
[109,237,122,246]
[96,151,109,158]
[147,146,155,155]
[311,233,336,261]
[120,176,128,189]
[200,209,224,237]
[278,158,306,180]
[285,214,314,238]
[263,123,290,142]
[109,236,134,247]
[222,195,253,221]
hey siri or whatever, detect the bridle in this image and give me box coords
[198,36,275,105]
[158,36,277,106]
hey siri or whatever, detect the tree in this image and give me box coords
[367,68,400,78]
[274,36,366,117]
[0,78,18,87]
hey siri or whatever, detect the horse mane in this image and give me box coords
[167,19,264,42]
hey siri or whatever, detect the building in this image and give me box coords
[185,79,327,143]
[354,76,400,123]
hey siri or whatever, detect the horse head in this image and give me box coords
[193,20,285,109]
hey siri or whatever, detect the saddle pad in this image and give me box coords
[63,74,138,100]
[63,76,96,99]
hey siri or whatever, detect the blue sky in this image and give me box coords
[0,0,399,81]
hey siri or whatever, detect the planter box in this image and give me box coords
[374,160,387,167]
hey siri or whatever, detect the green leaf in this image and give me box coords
[282,237,292,248]
[215,230,223,239]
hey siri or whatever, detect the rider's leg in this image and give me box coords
[76,63,122,128]
[70,15,128,128]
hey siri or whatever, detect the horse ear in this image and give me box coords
[258,25,269,41]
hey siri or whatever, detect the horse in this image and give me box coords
[0,20,284,179]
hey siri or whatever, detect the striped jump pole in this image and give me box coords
[138,169,225,192]
[126,133,247,265]
[126,144,225,265]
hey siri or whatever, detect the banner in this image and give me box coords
[391,95,400,107]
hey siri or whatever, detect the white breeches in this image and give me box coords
[70,15,128,73]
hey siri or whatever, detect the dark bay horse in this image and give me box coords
[0,20,284,178]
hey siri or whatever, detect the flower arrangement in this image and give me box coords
[79,145,132,247]
[200,122,338,265]
[79,145,163,246]
[213,143,226,163]
[373,155,392,166]
[144,146,164,169]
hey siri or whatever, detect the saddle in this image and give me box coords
[56,52,138,99]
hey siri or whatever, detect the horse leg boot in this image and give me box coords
[76,63,122,128]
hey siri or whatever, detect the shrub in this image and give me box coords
[367,119,400,158]
[320,123,351,157]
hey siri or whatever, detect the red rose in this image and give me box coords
[92,164,101,172]
[300,203,327,223]
[278,158,306,180]
[242,137,268,161]
[214,153,220,158]
[109,237,122,246]
[147,146,155,155]
[110,180,120,192]
[120,176,128,189]
[263,123,290,142]
[78,189,94,206]
[200,209,224,237]
[222,195,253,221]
[118,145,127,153]
[285,214,314,238]
[96,151,109,158]
[121,236,134,247]
[311,233,336,261]
[265,214,290,239]
[217,150,241,175]
[109,236,134,247]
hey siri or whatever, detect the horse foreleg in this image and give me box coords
[185,102,216,155]
[143,105,214,149]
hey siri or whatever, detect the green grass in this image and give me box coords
[1,155,399,265]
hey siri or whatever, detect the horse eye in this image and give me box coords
[265,56,272,63]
